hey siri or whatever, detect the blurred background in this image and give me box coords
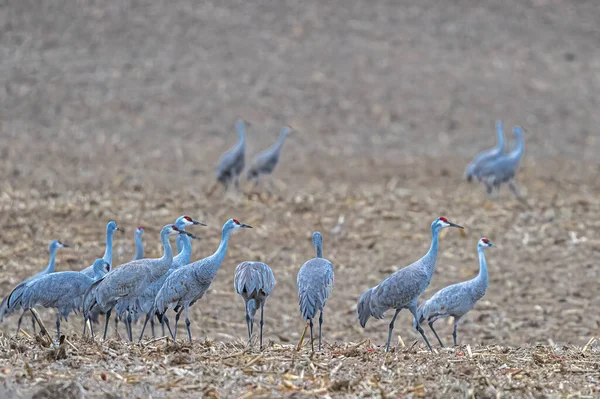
[1,0,599,349]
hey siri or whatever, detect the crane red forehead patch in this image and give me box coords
[482,238,489,243]
[138,226,144,230]
[184,216,192,222]
[233,219,240,225]
[172,225,180,231]
[439,217,448,222]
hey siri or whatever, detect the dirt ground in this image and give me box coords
[1,0,600,398]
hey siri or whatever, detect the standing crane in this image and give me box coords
[130,215,203,340]
[297,232,334,352]
[234,261,276,349]
[477,126,528,206]
[209,120,248,196]
[151,219,252,342]
[133,226,145,261]
[357,217,463,352]
[465,120,506,182]
[246,126,293,190]
[14,258,108,341]
[0,240,68,334]
[81,221,121,277]
[417,237,494,347]
[83,224,199,341]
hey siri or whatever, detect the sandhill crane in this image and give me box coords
[83,224,198,341]
[477,126,528,206]
[297,232,334,352]
[210,120,248,195]
[14,258,108,341]
[357,217,463,352]
[246,126,292,190]
[417,237,494,347]
[0,240,68,334]
[465,120,506,182]
[133,226,145,261]
[152,219,252,342]
[128,215,203,340]
[81,221,121,277]
[234,261,275,349]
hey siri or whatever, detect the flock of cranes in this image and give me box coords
[0,120,524,352]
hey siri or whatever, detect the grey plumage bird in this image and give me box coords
[476,126,528,205]
[246,126,292,189]
[153,219,252,342]
[14,258,108,341]
[465,120,506,182]
[133,226,145,261]
[134,215,204,341]
[297,232,334,352]
[0,240,68,334]
[416,237,494,347]
[357,217,463,352]
[234,261,276,349]
[83,224,197,341]
[214,120,248,193]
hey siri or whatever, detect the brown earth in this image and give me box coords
[1,0,599,398]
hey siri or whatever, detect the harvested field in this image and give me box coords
[1,0,600,398]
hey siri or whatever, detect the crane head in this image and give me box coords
[435,217,463,230]
[136,226,144,236]
[107,221,123,234]
[56,240,69,248]
[180,215,207,227]
[164,224,198,239]
[230,219,252,230]
[479,237,494,248]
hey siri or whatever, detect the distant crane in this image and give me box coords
[14,258,108,341]
[416,237,494,347]
[132,215,203,341]
[297,232,334,352]
[152,219,252,342]
[0,240,68,334]
[246,126,293,190]
[209,120,248,196]
[357,217,463,352]
[476,126,528,206]
[234,261,276,349]
[465,120,506,182]
[133,226,145,261]
[84,224,198,341]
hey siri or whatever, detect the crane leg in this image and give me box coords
[31,313,37,334]
[103,308,112,341]
[452,318,461,346]
[428,322,445,348]
[309,318,314,352]
[259,303,265,351]
[126,311,133,342]
[114,314,120,339]
[160,317,165,337]
[508,180,531,209]
[16,310,25,336]
[174,308,183,341]
[385,309,401,353]
[83,317,87,336]
[138,312,152,343]
[318,310,323,351]
[185,305,192,343]
[409,305,432,352]
[56,313,61,342]
[162,314,175,340]
[245,310,252,344]
[150,317,156,338]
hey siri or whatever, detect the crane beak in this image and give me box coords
[116,227,124,233]
[62,243,70,248]
[192,220,207,226]
[448,222,463,229]
[240,223,252,229]
[179,231,198,239]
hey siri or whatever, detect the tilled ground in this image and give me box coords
[1,0,600,397]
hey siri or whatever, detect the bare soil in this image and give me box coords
[1,0,599,398]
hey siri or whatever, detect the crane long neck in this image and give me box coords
[92,263,105,281]
[103,229,114,266]
[496,125,505,150]
[158,231,174,265]
[44,246,59,273]
[211,228,232,267]
[315,244,323,258]
[271,131,288,154]
[236,123,246,148]
[173,235,192,266]
[134,234,144,260]
[509,133,524,160]
[424,228,441,275]
[475,247,488,286]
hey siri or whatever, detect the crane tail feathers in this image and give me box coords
[357,288,374,328]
